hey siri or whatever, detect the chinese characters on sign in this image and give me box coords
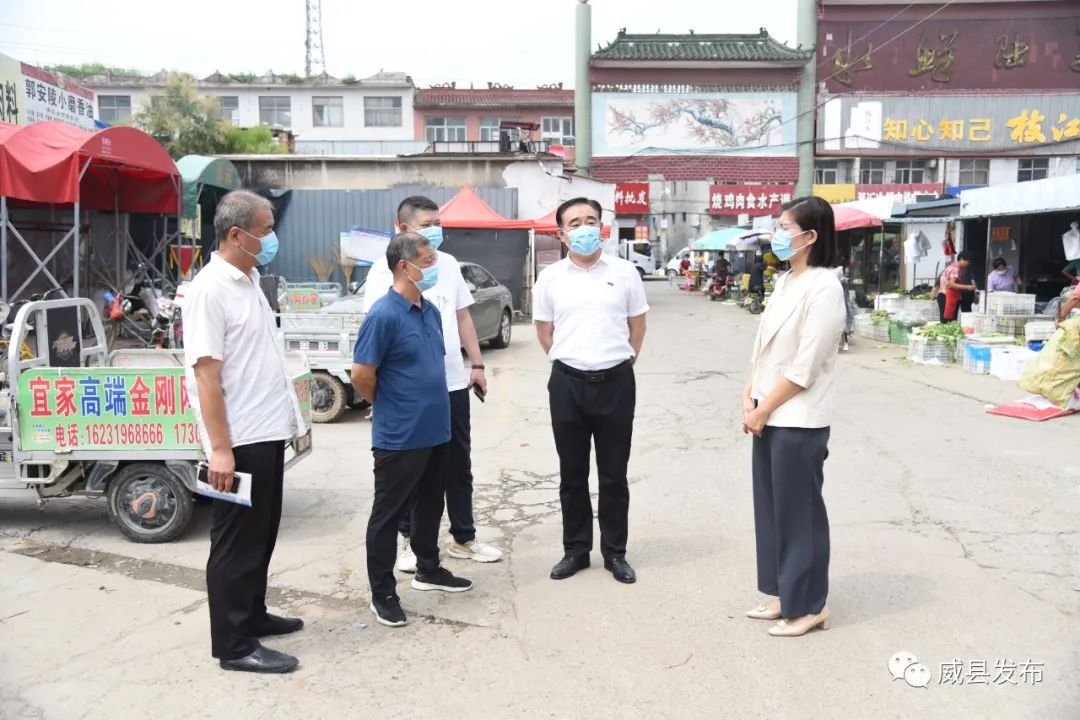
[995,34,1030,69]
[908,31,957,83]
[853,183,941,203]
[832,29,874,87]
[614,183,650,215]
[0,52,97,131]
[707,185,794,217]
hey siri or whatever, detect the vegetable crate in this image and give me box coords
[889,322,912,346]
[854,314,876,340]
[986,292,1036,316]
[872,322,892,342]
[901,299,938,323]
[1024,320,1056,343]
[962,343,992,375]
[908,335,954,365]
[992,314,1044,339]
[874,294,906,313]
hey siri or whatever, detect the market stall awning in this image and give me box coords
[440,187,535,229]
[529,208,612,238]
[956,174,1080,219]
[0,120,180,214]
[691,227,752,251]
[833,205,883,232]
[176,155,241,219]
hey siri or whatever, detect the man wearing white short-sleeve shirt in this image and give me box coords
[533,197,649,585]
[363,196,502,571]
[183,190,304,674]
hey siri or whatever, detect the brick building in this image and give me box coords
[587,29,812,258]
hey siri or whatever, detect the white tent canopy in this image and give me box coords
[957,174,1080,219]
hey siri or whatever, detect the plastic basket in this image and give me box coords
[992,314,1043,339]
[987,292,1036,316]
[889,322,912,346]
[854,314,876,340]
[908,334,954,364]
[872,323,892,342]
[962,343,992,374]
[902,299,939,323]
[874,294,905,313]
[1024,320,1056,342]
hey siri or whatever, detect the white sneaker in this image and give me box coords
[447,539,503,563]
[396,537,417,574]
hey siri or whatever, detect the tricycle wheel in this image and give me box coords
[311,371,347,423]
[106,463,193,543]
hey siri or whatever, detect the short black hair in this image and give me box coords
[957,251,971,262]
[780,196,840,268]
[556,197,602,228]
[386,232,430,272]
[992,256,1006,268]
[397,196,439,225]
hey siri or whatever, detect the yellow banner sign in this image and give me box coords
[813,184,857,204]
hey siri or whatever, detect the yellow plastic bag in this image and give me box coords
[1019,317,1080,407]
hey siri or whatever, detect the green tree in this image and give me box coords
[221,125,287,154]
[132,73,228,158]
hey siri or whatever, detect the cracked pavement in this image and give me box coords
[0,281,1077,719]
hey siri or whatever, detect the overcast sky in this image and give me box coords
[2,0,799,87]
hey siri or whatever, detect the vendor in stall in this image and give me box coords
[987,257,1020,293]
[940,252,976,322]
[711,252,731,280]
[1056,284,1080,325]
[1061,258,1080,286]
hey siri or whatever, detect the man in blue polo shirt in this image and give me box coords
[351,232,473,627]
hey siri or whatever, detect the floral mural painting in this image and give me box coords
[594,93,796,155]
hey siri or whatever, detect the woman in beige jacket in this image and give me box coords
[741,196,846,637]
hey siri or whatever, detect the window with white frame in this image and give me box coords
[1017,158,1049,182]
[98,95,132,124]
[364,96,402,127]
[259,96,291,127]
[815,160,839,184]
[958,158,990,186]
[213,96,240,124]
[542,116,574,146]
[312,96,344,128]
[894,159,926,184]
[479,116,521,141]
[859,159,886,184]
[425,116,466,142]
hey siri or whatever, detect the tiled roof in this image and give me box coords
[415,88,574,109]
[593,29,812,62]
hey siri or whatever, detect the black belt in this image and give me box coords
[554,360,632,383]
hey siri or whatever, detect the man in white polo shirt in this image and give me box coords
[533,197,649,585]
[364,195,502,571]
[183,190,304,674]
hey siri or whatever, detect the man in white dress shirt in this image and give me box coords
[532,197,649,584]
[183,190,304,674]
[363,196,502,571]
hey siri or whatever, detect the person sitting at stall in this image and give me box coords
[712,253,731,280]
[987,257,1020,293]
[1061,257,1080,286]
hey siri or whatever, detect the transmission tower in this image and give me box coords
[305,0,327,77]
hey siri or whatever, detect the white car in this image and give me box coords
[665,247,690,278]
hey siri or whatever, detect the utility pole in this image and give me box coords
[794,0,817,197]
[305,0,327,77]
[574,0,592,176]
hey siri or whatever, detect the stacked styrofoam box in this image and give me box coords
[986,292,1036,316]
[874,294,905,313]
[1025,320,1056,343]
[990,347,1037,381]
[908,334,954,364]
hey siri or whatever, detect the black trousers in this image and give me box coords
[548,361,635,559]
[367,444,447,599]
[752,426,831,618]
[398,389,475,543]
[207,440,286,660]
[936,293,947,323]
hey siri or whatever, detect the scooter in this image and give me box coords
[707,274,732,301]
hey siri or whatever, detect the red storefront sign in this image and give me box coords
[854,183,942,203]
[708,185,794,216]
[615,183,649,215]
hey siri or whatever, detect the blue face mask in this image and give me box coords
[408,262,440,292]
[771,228,811,262]
[239,229,279,266]
[413,225,444,251]
[568,225,602,256]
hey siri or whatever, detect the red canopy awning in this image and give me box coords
[439,187,534,229]
[832,205,883,232]
[530,208,612,238]
[0,121,180,214]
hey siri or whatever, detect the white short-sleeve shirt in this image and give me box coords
[182,253,294,449]
[363,250,475,391]
[533,254,649,371]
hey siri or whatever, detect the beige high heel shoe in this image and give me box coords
[745,601,782,620]
[768,609,831,637]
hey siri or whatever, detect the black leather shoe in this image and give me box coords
[604,556,637,584]
[219,644,299,674]
[550,554,590,580]
[252,613,304,637]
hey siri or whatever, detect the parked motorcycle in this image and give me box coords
[707,273,734,301]
[102,280,179,349]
